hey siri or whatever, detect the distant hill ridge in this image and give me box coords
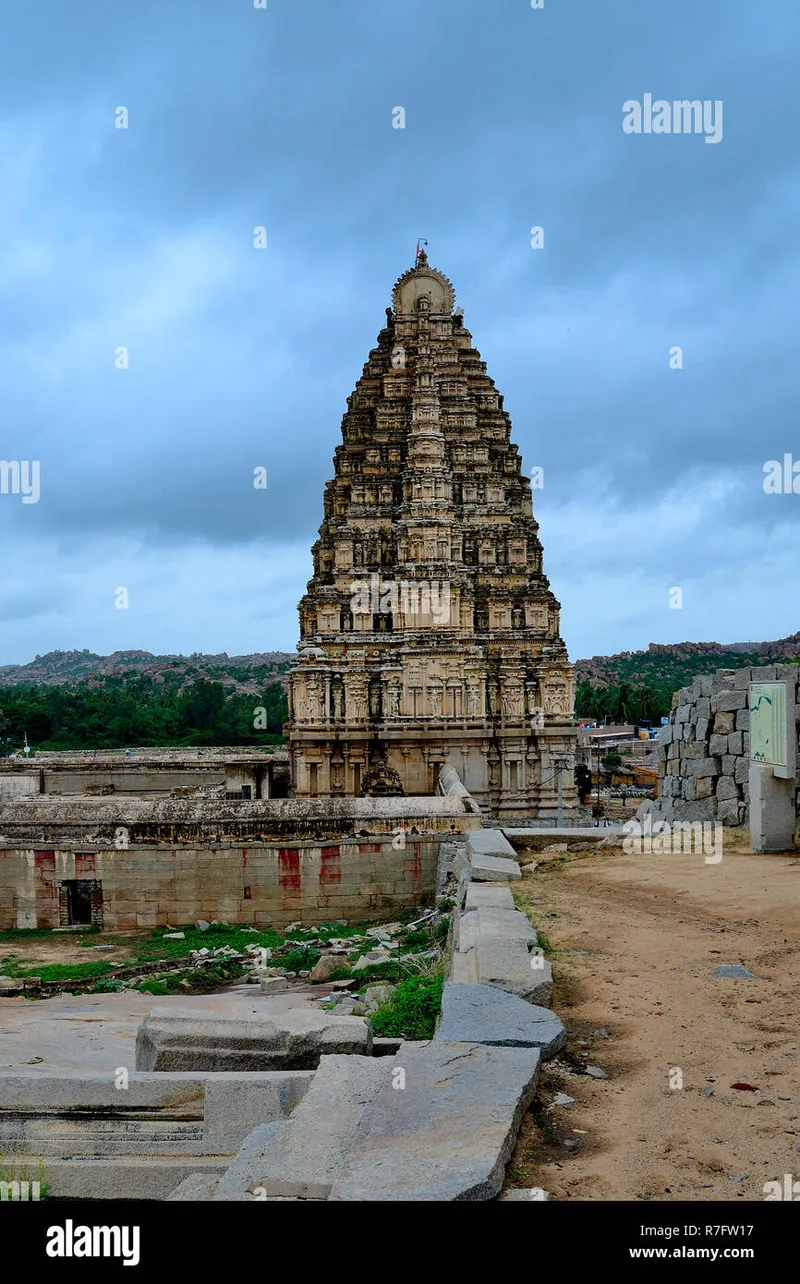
[0,649,295,694]
[576,632,800,690]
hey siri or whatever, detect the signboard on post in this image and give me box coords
[750,682,789,769]
[749,676,797,852]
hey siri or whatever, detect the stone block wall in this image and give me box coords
[0,836,438,932]
[644,664,800,827]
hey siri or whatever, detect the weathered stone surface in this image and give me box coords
[672,799,716,823]
[714,712,735,734]
[203,1072,313,1151]
[748,665,777,683]
[691,756,721,778]
[695,717,709,742]
[435,983,565,1058]
[716,776,738,801]
[727,731,743,756]
[329,1041,540,1201]
[709,734,728,757]
[736,708,750,732]
[711,690,747,713]
[470,854,521,882]
[259,976,288,994]
[214,1055,390,1200]
[474,938,553,1006]
[362,984,394,1014]
[167,1173,220,1201]
[694,776,714,799]
[717,798,742,825]
[457,907,536,953]
[135,1007,371,1072]
[734,757,750,786]
[307,954,342,985]
[467,829,518,861]
[498,1187,549,1201]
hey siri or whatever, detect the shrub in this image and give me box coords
[369,973,444,1041]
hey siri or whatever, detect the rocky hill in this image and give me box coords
[576,633,800,690]
[0,649,295,696]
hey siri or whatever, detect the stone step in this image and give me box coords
[135,1007,371,1072]
[12,1156,232,1200]
[0,1116,204,1145]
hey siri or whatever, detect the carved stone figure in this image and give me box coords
[332,681,344,720]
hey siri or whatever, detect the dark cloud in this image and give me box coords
[0,0,798,661]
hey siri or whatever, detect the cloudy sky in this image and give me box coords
[1,0,797,666]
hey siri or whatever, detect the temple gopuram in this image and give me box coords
[286,249,577,821]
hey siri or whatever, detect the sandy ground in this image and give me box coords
[0,985,323,1073]
[508,833,800,1201]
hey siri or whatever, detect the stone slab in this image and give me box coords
[464,883,516,912]
[203,1072,313,1151]
[470,854,521,883]
[475,938,553,1006]
[457,908,537,954]
[214,1055,391,1200]
[135,1007,371,1072]
[329,1041,540,1201]
[467,828,518,860]
[20,1157,231,1201]
[167,1173,220,1201]
[435,983,565,1059]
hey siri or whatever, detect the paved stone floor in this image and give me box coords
[0,984,320,1073]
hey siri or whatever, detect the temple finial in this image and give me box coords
[415,237,429,266]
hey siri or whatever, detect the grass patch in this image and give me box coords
[130,924,283,962]
[0,929,59,942]
[0,1156,47,1200]
[369,973,444,1041]
[134,959,247,995]
[279,946,321,973]
[1,960,116,982]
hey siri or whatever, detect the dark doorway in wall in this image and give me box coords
[65,880,94,926]
[241,785,252,800]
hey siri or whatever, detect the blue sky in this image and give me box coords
[1,0,798,665]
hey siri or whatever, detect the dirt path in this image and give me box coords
[508,834,800,1201]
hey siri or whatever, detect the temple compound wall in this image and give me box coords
[0,748,289,800]
[0,790,480,931]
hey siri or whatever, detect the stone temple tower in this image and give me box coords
[286,250,577,821]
